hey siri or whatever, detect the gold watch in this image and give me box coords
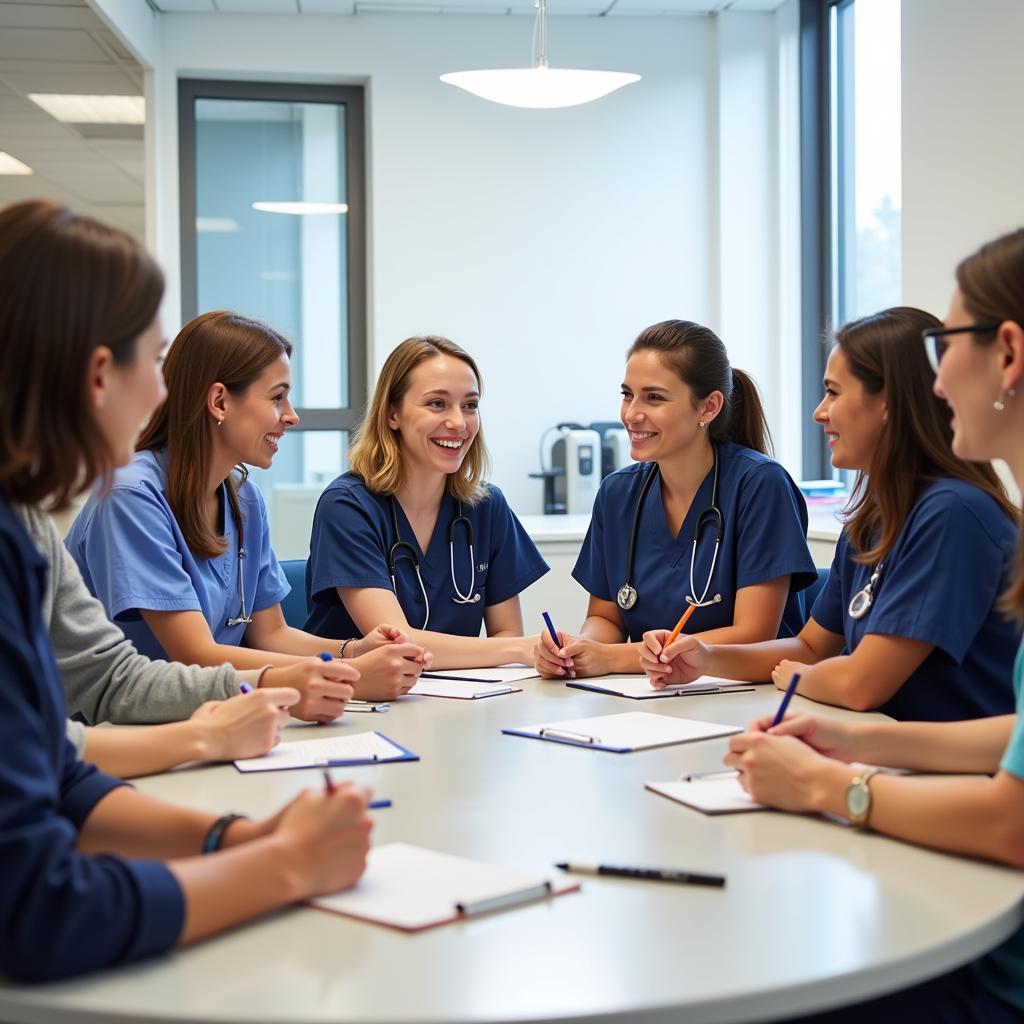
[844,766,880,827]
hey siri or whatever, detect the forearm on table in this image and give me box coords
[853,717,1014,774]
[400,629,530,670]
[81,721,211,778]
[707,638,813,681]
[811,764,1024,867]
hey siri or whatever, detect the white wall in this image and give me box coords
[902,0,1024,317]
[148,9,798,513]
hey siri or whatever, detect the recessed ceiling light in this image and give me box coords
[251,201,349,215]
[27,94,145,124]
[0,152,33,175]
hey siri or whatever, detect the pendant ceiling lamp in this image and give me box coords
[440,0,640,110]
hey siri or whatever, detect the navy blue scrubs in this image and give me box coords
[573,443,817,640]
[305,472,549,638]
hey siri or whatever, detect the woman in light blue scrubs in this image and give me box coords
[67,311,428,716]
[709,233,1024,1023]
[306,335,548,670]
[644,307,1018,723]
[535,319,817,680]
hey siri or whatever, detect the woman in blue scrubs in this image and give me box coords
[67,311,428,715]
[712,233,1024,1023]
[306,335,548,670]
[535,319,817,679]
[643,307,1018,722]
[0,200,371,981]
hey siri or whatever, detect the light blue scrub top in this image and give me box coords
[305,472,549,638]
[573,442,817,640]
[810,479,1018,722]
[65,449,289,660]
[972,637,1024,1013]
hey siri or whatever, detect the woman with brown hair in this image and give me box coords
[305,335,548,669]
[642,307,1019,722]
[0,199,372,982]
[704,232,1024,1023]
[67,311,428,715]
[536,319,818,679]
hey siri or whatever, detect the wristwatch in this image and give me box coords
[844,766,880,827]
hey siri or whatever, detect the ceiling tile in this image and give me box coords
[297,0,355,11]
[0,28,109,62]
[149,0,217,9]
[212,0,300,11]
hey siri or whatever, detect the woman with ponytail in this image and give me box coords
[536,319,817,679]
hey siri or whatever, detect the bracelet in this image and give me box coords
[202,813,248,855]
[339,638,358,659]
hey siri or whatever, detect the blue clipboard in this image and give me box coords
[566,680,756,700]
[233,732,420,773]
[500,726,632,754]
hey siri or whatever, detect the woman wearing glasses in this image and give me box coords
[642,306,1018,722]
[67,312,428,718]
[0,200,372,982]
[710,231,1024,1023]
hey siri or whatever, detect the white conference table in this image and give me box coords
[2,680,1022,1024]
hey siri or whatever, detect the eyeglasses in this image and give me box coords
[921,323,1000,374]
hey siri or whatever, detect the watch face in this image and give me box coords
[846,782,870,819]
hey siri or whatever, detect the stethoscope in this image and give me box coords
[388,496,480,629]
[848,562,884,620]
[225,495,252,628]
[616,447,724,612]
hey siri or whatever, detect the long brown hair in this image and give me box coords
[627,320,773,455]
[0,200,163,511]
[955,228,1024,621]
[349,336,492,505]
[838,306,1016,565]
[137,310,293,559]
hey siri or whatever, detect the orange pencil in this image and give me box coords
[665,602,698,648]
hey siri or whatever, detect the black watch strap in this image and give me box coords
[202,813,247,854]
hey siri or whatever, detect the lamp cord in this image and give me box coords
[532,0,549,68]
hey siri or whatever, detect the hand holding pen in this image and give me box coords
[534,611,576,679]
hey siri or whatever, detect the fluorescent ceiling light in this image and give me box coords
[251,201,349,215]
[0,152,33,175]
[27,94,145,124]
[441,0,640,110]
[196,217,241,233]
[441,67,641,109]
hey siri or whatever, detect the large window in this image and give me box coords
[178,80,366,554]
[801,0,901,476]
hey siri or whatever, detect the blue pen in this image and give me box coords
[319,651,333,662]
[239,682,253,694]
[542,611,575,680]
[369,799,392,810]
[771,672,801,727]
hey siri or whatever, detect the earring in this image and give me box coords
[699,420,706,428]
[216,418,224,427]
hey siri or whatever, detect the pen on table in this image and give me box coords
[542,611,575,679]
[664,602,698,649]
[771,672,802,727]
[556,862,725,888]
[321,771,391,810]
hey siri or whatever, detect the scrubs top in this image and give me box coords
[305,472,549,638]
[572,443,817,640]
[0,490,183,982]
[810,478,1018,722]
[974,636,1024,1013]
[66,449,289,660]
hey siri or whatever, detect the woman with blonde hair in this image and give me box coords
[306,335,548,669]
[68,311,428,715]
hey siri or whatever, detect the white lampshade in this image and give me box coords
[440,66,640,109]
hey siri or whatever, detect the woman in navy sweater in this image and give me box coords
[0,199,373,982]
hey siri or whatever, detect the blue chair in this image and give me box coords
[279,558,310,629]
[798,566,830,625]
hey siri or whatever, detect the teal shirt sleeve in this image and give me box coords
[999,638,1024,778]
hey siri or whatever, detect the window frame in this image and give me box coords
[177,78,367,436]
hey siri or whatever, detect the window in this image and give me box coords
[801,0,902,477]
[178,80,366,556]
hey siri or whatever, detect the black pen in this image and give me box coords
[555,862,725,888]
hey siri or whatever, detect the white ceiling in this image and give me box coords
[0,0,144,238]
[152,0,786,16]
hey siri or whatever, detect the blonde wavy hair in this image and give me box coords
[349,336,491,505]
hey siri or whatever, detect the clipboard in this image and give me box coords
[502,711,742,753]
[234,731,419,773]
[646,774,765,814]
[567,674,758,700]
[310,843,580,931]
[410,677,523,700]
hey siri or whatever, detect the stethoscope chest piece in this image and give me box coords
[848,562,883,621]
[617,584,639,611]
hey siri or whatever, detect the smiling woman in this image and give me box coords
[306,335,549,670]
[66,311,431,715]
